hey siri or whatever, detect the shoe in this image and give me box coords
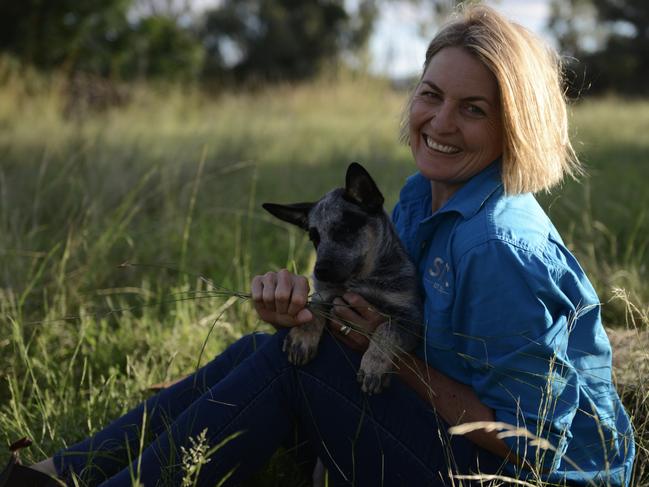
[0,437,63,487]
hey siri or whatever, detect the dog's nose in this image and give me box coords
[314,262,346,283]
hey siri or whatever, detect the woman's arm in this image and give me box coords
[332,293,518,465]
[397,352,518,464]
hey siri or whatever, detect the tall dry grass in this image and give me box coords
[0,58,647,484]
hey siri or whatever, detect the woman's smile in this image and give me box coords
[422,134,462,155]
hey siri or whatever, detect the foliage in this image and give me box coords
[0,0,384,84]
[548,0,649,96]
[0,0,204,81]
[200,0,375,82]
[0,0,132,73]
[0,72,647,484]
[123,15,205,81]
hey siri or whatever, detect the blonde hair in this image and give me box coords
[401,4,582,194]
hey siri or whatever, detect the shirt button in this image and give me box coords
[420,240,427,249]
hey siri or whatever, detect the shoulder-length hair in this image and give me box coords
[401,4,582,194]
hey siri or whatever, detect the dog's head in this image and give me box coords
[263,162,385,284]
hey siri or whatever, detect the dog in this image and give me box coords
[263,162,422,394]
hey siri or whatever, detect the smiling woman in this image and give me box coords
[408,46,504,211]
[401,4,581,198]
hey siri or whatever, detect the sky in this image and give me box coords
[371,0,552,77]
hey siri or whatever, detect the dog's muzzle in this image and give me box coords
[314,261,350,284]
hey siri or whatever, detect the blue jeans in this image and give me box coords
[54,330,509,486]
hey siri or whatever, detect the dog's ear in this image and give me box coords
[345,162,384,213]
[262,202,314,230]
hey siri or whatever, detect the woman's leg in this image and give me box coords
[96,329,509,486]
[53,332,271,485]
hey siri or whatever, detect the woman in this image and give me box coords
[2,4,635,486]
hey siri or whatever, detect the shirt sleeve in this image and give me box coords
[451,239,591,472]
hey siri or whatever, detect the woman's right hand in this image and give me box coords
[251,269,313,328]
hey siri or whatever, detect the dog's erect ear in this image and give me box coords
[345,162,384,213]
[262,202,314,230]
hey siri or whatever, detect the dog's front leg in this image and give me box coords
[282,312,326,366]
[358,322,400,394]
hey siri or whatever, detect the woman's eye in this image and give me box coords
[466,104,486,116]
[421,90,441,100]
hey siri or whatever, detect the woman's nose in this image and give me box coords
[430,103,457,134]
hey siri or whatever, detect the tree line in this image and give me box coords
[0,0,646,95]
[0,0,381,83]
[548,0,649,96]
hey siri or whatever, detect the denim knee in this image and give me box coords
[215,331,272,364]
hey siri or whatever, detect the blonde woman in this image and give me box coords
[2,5,634,486]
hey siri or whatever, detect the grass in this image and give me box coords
[0,59,647,485]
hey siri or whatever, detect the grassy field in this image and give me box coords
[0,62,648,485]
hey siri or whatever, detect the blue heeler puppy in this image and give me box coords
[263,162,422,394]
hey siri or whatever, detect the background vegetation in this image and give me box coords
[1,66,648,485]
[2,0,648,94]
[0,0,648,485]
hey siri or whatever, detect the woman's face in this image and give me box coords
[409,46,503,199]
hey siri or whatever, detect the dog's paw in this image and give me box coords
[358,352,393,395]
[283,328,320,365]
[357,368,391,395]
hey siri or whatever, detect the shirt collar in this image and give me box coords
[400,159,503,220]
[437,159,503,219]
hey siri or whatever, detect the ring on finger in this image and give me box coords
[339,325,351,336]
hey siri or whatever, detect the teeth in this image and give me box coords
[424,135,460,154]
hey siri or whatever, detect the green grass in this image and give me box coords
[0,60,647,485]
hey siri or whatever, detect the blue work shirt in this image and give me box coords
[392,161,635,486]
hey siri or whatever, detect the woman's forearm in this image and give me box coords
[397,353,517,463]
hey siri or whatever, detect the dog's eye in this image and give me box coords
[308,228,320,248]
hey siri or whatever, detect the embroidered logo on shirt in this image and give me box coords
[428,257,451,294]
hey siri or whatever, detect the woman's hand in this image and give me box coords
[251,269,313,328]
[330,293,385,352]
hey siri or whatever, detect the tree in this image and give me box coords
[0,0,204,81]
[200,0,377,82]
[548,0,649,96]
[121,15,205,81]
[0,0,132,74]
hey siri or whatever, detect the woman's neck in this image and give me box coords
[430,180,462,213]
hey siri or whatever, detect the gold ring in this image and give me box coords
[339,325,351,336]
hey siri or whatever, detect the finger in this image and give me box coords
[261,272,277,311]
[295,307,313,324]
[287,275,309,317]
[251,275,264,304]
[255,306,280,326]
[275,269,293,315]
[343,292,379,321]
[330,302,363,338]
[327,319,369,352]
[332,296,363,323]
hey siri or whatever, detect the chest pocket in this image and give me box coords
[422,255,455,313]
[421,255,455,355]
[422,257,466,382]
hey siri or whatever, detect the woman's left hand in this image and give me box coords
[330,293,385,352]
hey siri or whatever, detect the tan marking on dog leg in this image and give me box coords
[283,315,326,365]
[358,323,398,394]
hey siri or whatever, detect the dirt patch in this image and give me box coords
[607,327,649,386]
